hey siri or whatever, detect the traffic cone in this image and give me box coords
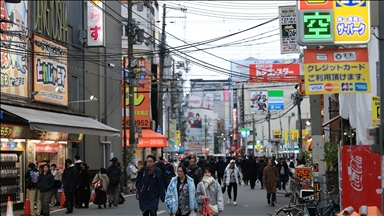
[59,189,66,209]
[6,196,13,216]
[21,198,31,216]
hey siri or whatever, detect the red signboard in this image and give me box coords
[249,63,301,83]
[232,108,238,141]
[35,144,60,153]
[0,124,83,142]
[299,0,333,10]
[341,145,382,213]
[295,167,312,189]
[224,86,230,102]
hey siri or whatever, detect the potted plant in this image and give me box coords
[324,142,338,171]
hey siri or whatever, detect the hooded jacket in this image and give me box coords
[165,175,198,214]
[92,173,109,192]
[62,164,78,191]
[196,176,224,214]
[224,164,240,185]
[136,166,165,211]
[38,170,55,192]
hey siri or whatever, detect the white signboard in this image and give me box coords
[250,91,268,113]
[188,95,202,108]
[279,5,299,54]
[87,0,105,47]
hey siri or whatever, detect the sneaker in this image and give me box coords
[108,202,112,208]
[233,201,237,205]
[227,199,231,204]
[271,202,275,206]
[267,200,270,205]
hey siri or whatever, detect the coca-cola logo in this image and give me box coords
[348,154,363,192]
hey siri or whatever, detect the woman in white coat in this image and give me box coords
[196,167,224,215]
[223,160,241,205]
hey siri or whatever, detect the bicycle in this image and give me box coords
[274,187,340,216]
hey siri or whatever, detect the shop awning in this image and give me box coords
[1,104,120,137]
[322,115,341,127]
[123,129,168,148]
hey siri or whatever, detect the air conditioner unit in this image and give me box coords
[137,2,144,11]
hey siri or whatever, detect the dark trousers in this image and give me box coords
[227,182,238,201]
[75,188,80,207]
[278,174,288,190]
[79,188,90,207]
[143,209,157,216]
[242,172,248,184]
[217,173,224,185]
[64,188,75,213]
[267,192,276,202]
[258,173,264,188]
[248,173,257,189]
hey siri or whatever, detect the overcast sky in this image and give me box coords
[161,1,299,80]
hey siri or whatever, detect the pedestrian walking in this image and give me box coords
[186,157,203,188]
[26,163,41,216]
[223,160,241,205]
[257,157,267,189]
[92,167,110,209]
[277,158,290,191]
[62,159,78,214]
[49,164,61,206]
[38,164,55,216]
[240,156,248,185]
[215,156,226,185]
[73,155,82,208]
[129,161,139,192]
[107,157,122,207]
[196,167,224,215]
[244,154,258,190]
[165,165,198,216]
[78,163,91,208]
[136,155,165,216]
[263,159,279,206]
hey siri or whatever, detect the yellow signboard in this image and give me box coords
[372,96,380,127]
[304,48,370,95]
[176,130,180,144]
[284,130,310,143]
[333,0,370,44]
[273,130,282,138]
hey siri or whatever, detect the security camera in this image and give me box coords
[107,63,115,68]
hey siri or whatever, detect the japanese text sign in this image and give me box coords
[122,60,151,129]
[297,0,371,45]
[303,48,371,95]
[249,63,301,83]
[284,129,310,143]
[296,167,312,189]
[0,0,28,97]
[372,96,380,127]
[33,34,68,106]
[87,0,105,47]
[279,5,299,54]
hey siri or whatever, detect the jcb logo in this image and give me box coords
[306,0,327,4]
[125,87,145,106]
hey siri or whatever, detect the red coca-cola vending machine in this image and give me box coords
[341,145,382,213]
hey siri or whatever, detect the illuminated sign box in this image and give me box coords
[298,10,334,45]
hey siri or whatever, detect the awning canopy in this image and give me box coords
[322,115,341,127]
[1,104,120,137]
[123,129,168,148]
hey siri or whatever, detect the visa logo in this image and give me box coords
[309,84,324,91]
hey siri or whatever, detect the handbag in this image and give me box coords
[92,174,103,189]
[202,198,213,216]
[209,204,219,215]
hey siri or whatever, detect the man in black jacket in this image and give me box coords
[257,156,267,189]
[277,158,290,191]
[38,164,55,216]
[244,154,258,190]
[62,159,78,214]
[107,157,122,207]
[215,156,226,185]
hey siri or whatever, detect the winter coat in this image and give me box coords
[277,162,290,177]
[92,173,109,192]
[196,176,224,214]
[107,164,122,181]
[244,158,258,175]
[129,164,139,179]
[263,165,279,193]
[79,168,91,189]
[165,176,198,214]
[257,160,267,175]
[215,159,226,176]
[37,170,55,192]
[62,164,78,191]
[136,166,165,211]
[224,164,240,185]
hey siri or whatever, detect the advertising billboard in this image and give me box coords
[87,0,105,47]
[279,5,299,54]
[33,35,68,106]
[249,63,301,83]
[250,91,267,113]
[0,1,28,97]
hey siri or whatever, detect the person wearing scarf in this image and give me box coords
[196,168,224,215]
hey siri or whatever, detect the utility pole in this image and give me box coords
[297,91,303,153]
[204,115,207,150]
[267,109,271,154]
[379,0,384,211]
[252,114,256,155]
[158,4,167,157]
[127,0,135,164]
[288,115,291,155]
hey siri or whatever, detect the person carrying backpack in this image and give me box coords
[26,163,41,216]
[186,157,203,188]
[107,157,122,208]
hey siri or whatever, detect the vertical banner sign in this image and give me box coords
[0,1,28,97]
[122,60,151,130]
[87,0,105,47]
[268,90,284,110]
[33,35,68,106]
[279,5,299,54]
[304,48,370,95]
[372,96,380,127]
[250,91,267,113]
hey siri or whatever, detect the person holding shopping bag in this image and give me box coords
[165,165,198,216]
[196,168,224,215]
[92,167,110,209]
